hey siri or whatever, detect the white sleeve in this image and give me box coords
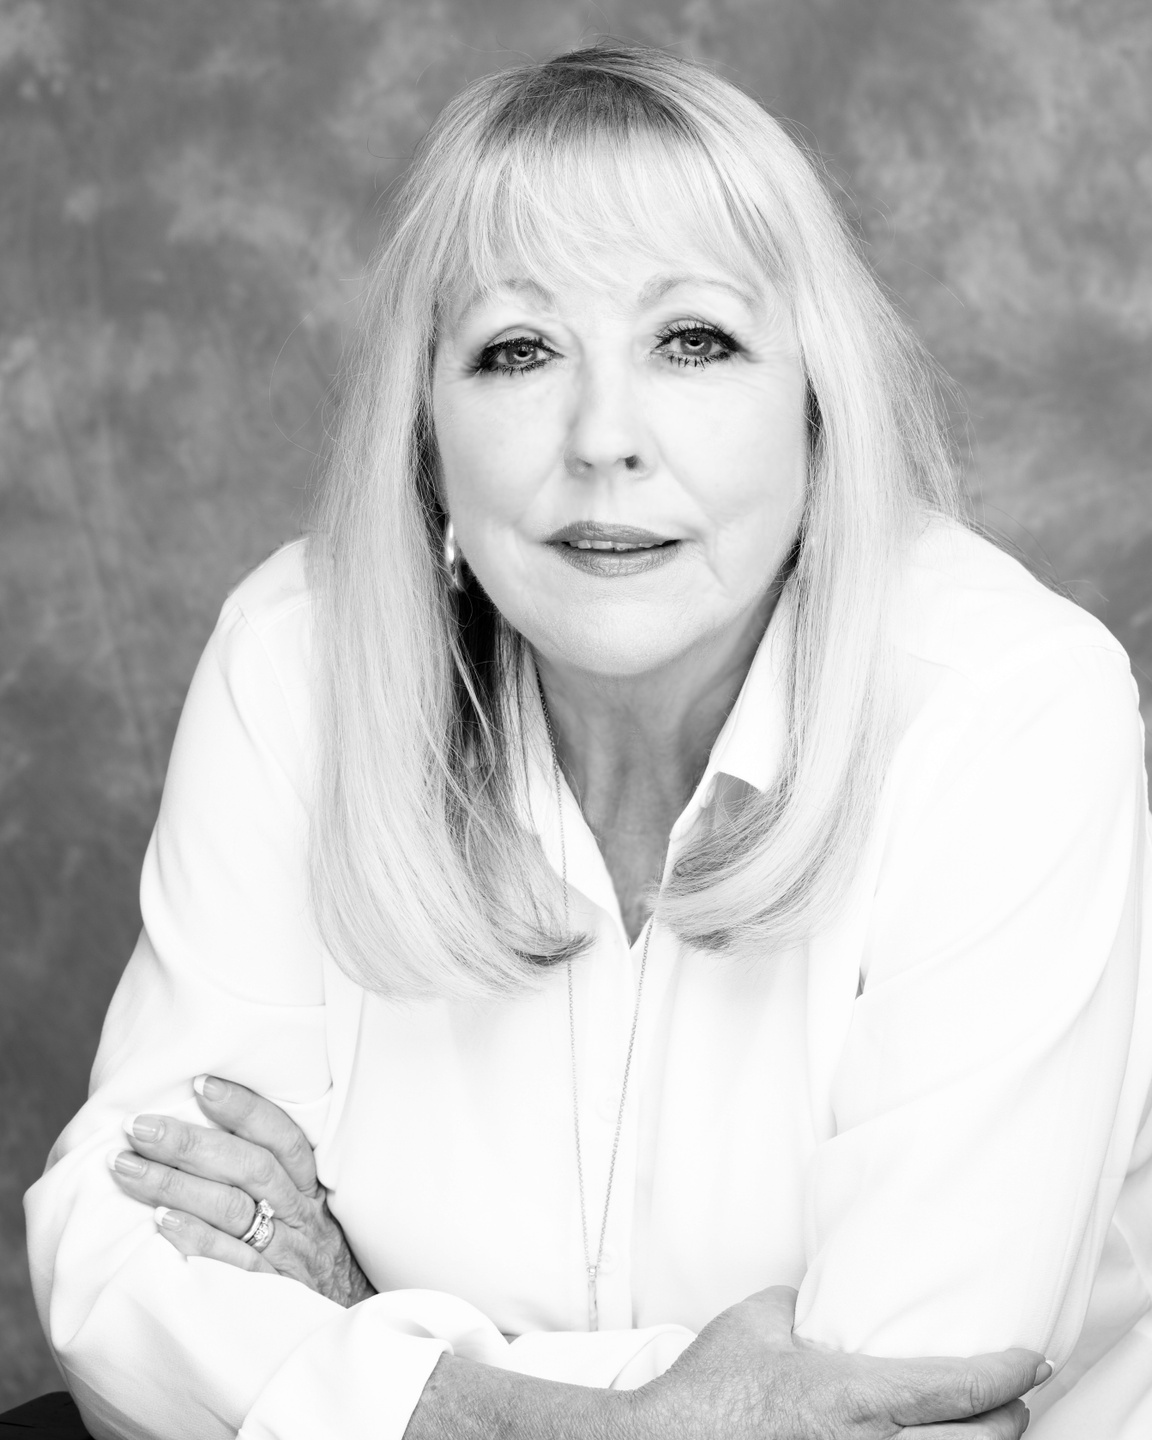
[23,587,690,1440]
[793,639,1152,1365]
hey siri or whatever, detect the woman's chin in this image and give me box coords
[525,611,723,682]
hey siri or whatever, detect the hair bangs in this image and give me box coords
[432,117,783,326]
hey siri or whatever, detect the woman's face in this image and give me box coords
[431,234,808,678]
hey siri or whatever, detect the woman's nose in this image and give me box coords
[564,366,653,479]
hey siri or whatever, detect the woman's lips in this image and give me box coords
[543,521,683,576]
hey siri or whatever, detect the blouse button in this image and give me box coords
[596,1092,619,1122]
[598,1246,619,1275]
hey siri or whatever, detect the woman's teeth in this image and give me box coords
[567,540,664,551]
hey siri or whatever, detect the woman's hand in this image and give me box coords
[627,1287,1048,1439]
[108,1075,375,1308]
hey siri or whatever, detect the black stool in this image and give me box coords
[0,1393,91,1438]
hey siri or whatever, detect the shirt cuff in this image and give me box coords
[504,1323,696,1389]
[239,1295,454,1440]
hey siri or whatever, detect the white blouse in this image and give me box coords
[25,524,1152,1440]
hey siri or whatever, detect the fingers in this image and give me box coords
[118,1112,304,1224]
[900,1398,1030,1439]
[885,1349,1048,1426]
[194,1076,320,1197]
[152,1206,278,1276]
[109,1146,268,1240]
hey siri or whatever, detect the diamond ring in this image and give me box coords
[240,1197,275,1251]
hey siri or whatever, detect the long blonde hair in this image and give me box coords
[309,42,965,1000]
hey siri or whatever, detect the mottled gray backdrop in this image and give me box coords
[2,0,1150,1406]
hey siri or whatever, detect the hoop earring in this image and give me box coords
[443,518,466,592]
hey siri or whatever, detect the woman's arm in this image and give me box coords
[793,638,1151,1370]
[102,1077,1047,1439]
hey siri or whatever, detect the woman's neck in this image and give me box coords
[534,593,776,849]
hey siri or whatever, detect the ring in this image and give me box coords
[240,1197,275,1251]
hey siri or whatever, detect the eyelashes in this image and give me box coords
[474,335,554,377]
[472,321,742,377]
[658,321,740,368]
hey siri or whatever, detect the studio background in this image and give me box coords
[2,0,1150,1406]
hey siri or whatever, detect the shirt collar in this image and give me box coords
[696,593,790,792]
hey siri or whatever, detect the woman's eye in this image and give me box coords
[658,326,738,367]
[476,338,551,375]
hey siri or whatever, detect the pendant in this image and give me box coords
[587,1263,599,1332]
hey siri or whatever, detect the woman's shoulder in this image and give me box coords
[209,537,316,745]
[889,522,1143,779]
[898,520,1130,686]
[220,536,313,646]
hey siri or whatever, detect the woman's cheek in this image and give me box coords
[656,418,795,529]
[460,452,554,544]
[717,390,808,520]
[448,392,563,514]
[444,452,559,599]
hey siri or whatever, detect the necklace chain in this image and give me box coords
[538,677,652,1332]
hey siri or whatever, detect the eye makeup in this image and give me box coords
[473,334,555,377]
[471,317,744,378]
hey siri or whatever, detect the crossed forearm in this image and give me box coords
[403,1354,632,1440]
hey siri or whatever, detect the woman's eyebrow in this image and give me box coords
[637,273,762,314]
[454,277,553,326]
[449,272,764,333]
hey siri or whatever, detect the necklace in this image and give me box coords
[538,680,652,1332]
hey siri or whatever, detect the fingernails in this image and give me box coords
[1034,1360,1053,1385]
[154,1207,182,1230]
[123,1114,164,1142]
[192,1074,227,1101]
[107,1149,146,1176]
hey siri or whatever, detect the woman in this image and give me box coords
[25,42,1152,1440]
